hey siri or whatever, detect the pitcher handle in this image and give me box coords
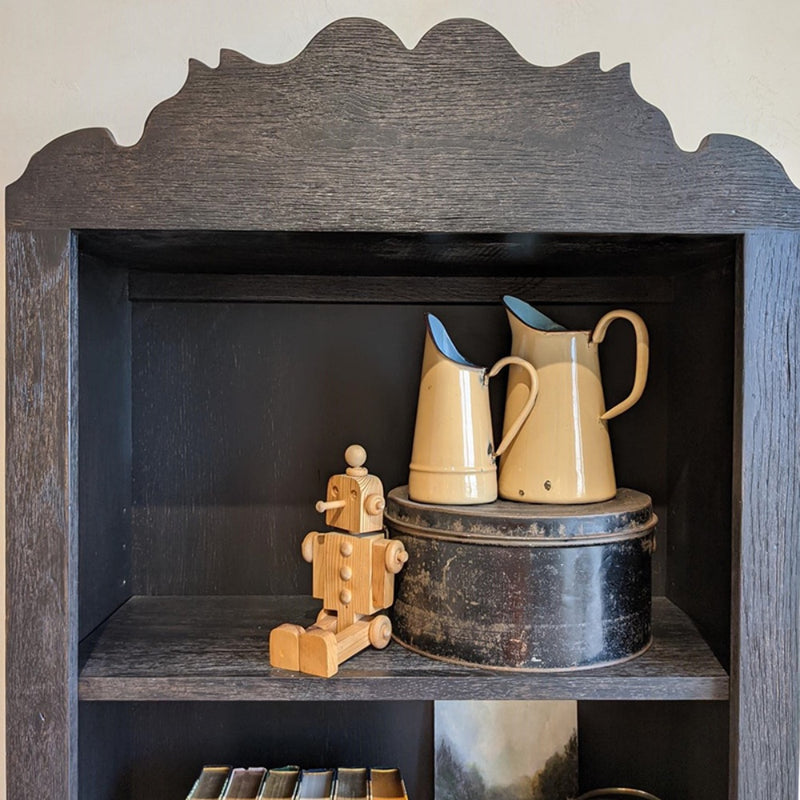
[487,356,539,457]
[591,309,650,421]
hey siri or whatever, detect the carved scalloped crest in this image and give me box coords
[8,17,800,232]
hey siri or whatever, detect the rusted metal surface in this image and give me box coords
[386,487,656,671]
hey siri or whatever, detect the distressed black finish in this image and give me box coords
[5,16,799,800]
[387,488,655,670]
[386,486,656,542]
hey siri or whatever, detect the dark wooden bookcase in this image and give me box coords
[6,19,799,800]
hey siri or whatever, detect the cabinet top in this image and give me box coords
[7,17,800,233]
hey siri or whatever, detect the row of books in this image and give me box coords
[187,765,408,800]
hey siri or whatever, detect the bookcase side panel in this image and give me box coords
[6,229,78,800]
[731,231,800,799]
[666,257,736,668]
[77,254,132,638]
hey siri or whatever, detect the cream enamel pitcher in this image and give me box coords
[409,314,539,505]
[498,296,649,504]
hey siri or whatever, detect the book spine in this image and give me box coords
[223,767,268,799]
[332,767,368,800]
[368,768,407,800]
[257,765,300,799]
[295,768,335,799]
[187,765,232,799]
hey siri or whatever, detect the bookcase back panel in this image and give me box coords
[579,701,729,798]
[128,299,670,597]
[79,701,433,800]
[77,700,729,800]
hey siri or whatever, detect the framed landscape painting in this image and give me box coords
[435,700,578,800]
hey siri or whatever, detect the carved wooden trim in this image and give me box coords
[7,18,800,233]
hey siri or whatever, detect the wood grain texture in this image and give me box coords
[76,595,728,701]
[7,19,800,233]
[731,232,800,800]
[5,229,77,799]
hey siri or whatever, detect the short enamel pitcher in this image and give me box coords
[498,296,649,504]
[409,314,539,505]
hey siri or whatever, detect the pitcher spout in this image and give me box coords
[503,295,565,332]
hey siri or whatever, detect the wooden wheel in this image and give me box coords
[368,615,392,649]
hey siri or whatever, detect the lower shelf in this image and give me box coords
[77,595,728,702]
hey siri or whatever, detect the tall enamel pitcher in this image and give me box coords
[498,296,649,504]
[409,314,538,505]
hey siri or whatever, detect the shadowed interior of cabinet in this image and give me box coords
[76,230,735,799]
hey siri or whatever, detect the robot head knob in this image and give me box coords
[344,444,368,476]
[345,444,367,468]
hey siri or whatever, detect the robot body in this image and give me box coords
[269,445,408,677]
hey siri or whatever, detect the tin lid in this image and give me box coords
[385,486,656,546]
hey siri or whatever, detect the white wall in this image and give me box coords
[2,2,799,798]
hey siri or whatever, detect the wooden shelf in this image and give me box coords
[78,595,728,702]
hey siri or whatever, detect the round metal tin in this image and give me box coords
[386,486,657,671]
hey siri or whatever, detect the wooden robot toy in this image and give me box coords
[269,444,409,677]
